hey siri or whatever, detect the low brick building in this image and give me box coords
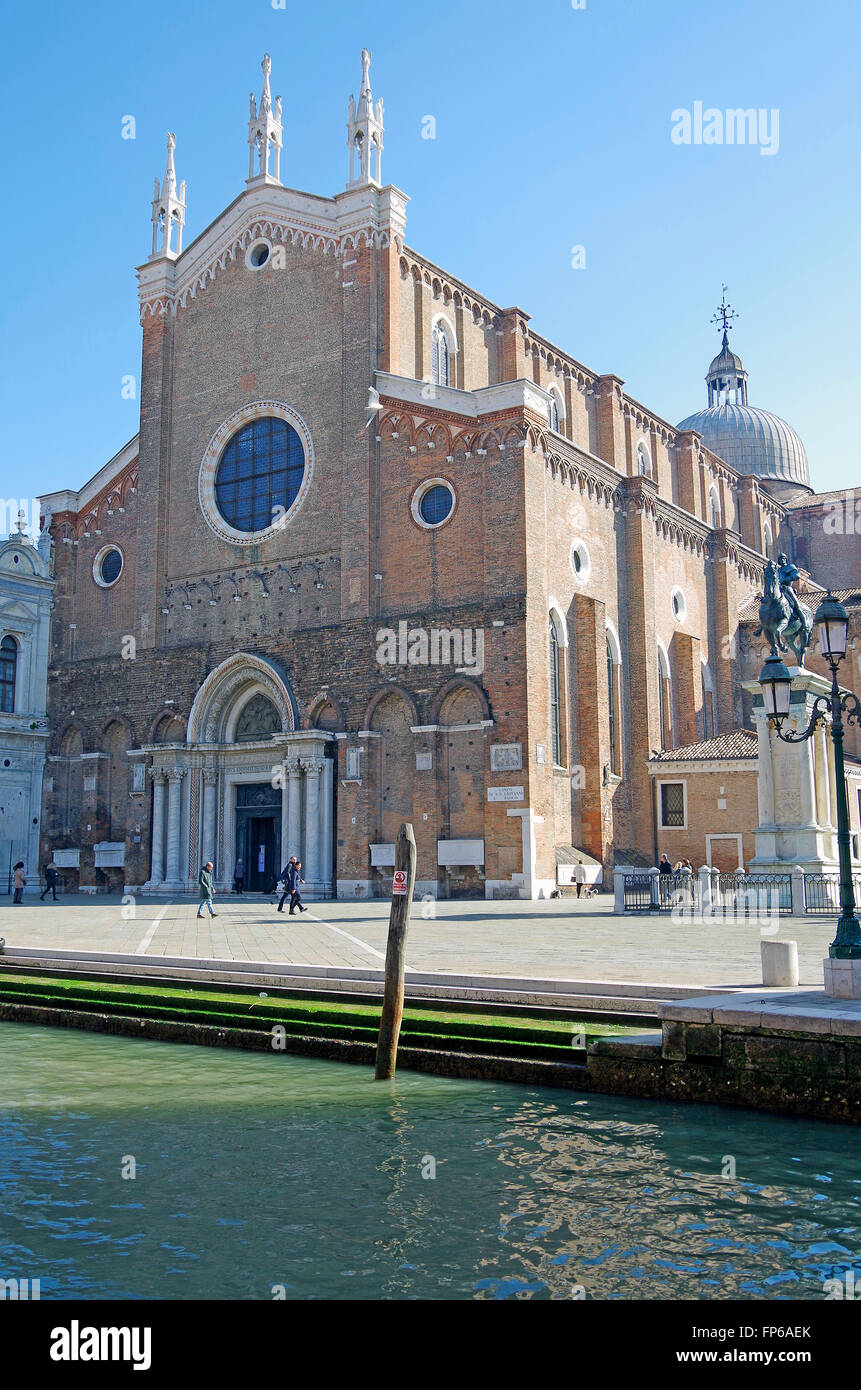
[648,732,760,872]
[35,51,861,898]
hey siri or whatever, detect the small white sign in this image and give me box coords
[487,786,524,802]
[392,869,408,895]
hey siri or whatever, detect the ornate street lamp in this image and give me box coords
[758,592,861,958]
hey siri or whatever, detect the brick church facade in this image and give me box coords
[35,51,861,898]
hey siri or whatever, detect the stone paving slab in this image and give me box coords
[0,893,839,990]
[658,988,861,1035]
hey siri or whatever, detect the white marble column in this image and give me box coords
[798,733,817,829]
[202,770,217,867]
[279,765,290,872]
[827,727,839,831]
[164,771,184,884]
[302,758,323,886]
[287,759,303,860]
[149,771,166,885]
[814,722,831,829]
[755,713,776,827]
[320,754,334,894]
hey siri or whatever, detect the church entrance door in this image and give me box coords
[235,783,282,892]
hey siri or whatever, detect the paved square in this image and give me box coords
[0,893,839,988]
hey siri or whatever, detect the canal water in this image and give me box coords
[0,1021,858,1300]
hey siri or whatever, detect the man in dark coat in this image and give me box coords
[288,861,307,915]
[277,856,297,913]
[40,859,59,901]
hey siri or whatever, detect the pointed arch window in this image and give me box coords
[709,486,721,529]
[432,321,451,388]
[607,637,622,776]
[762,521,773,559]
[549,618,562,767]
[0,635,18,713]
[548,392,561,433]
[701,661,715,739]
[657,645,673,751]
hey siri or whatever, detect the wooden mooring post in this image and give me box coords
[374,821,416,1080]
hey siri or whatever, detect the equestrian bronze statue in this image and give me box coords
[755,553,813,667]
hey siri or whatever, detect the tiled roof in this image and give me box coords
[786,489,858,508]
[649,731,758,763]
[738,588,860,622]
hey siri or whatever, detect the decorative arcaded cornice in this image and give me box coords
[399,245,502,327]
[47,457,139,543]
[710,528,768,584]
[542,438,623,510]
[139,183,408,322]
[653,497,713,558]
[623,401,675,447]
[162,554,339,614]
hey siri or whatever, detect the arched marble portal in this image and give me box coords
[141,654,335,897]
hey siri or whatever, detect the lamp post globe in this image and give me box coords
[758,585,860,961]
[758,654,792,722]
[814,592,848,664]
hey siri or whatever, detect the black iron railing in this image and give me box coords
[803,872,861,914]
[623,875,656,912]
[717,872,792,915]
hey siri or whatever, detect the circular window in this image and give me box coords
[199,402,314,545]
[246,240,271,270]
[214,416,306,535]
[93,545,123,588]
[412,479,455,529]
[671,587,687,622]
[570,538,591,582]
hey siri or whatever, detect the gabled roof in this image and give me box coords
[38,436,140,516]
[649,731,758,763]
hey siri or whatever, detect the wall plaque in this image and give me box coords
[490,743,522,772]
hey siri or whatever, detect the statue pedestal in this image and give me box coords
[743,668,839,875]
[824,958,861,1000]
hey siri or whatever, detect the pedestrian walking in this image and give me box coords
[658,852,673,875]
[281,858,307,915]
[233,857,245,894]
[197,860,218,918]
[12,861,26,904]
[40,859,59,901]
[574,859,587,898]
[289,861,307,915]
[276,856,297,913]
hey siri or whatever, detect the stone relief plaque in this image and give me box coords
[490,743,522,772]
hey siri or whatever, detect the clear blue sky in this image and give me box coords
[1,0,858,507]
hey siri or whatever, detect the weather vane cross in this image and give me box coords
[710,284,739,343]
